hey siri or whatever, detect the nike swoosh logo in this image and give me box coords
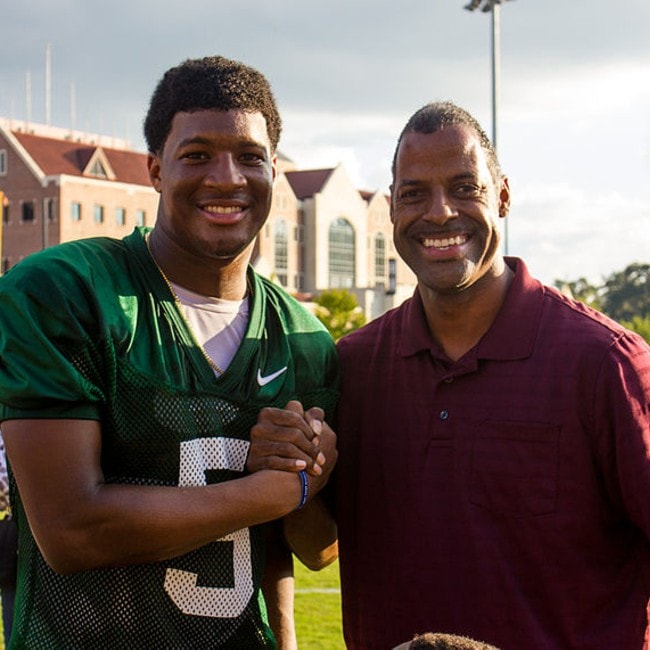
[257,366,288,387]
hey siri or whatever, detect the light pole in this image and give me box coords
[464,0,512,254]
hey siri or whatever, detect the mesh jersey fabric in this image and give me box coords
[0,227,339,649]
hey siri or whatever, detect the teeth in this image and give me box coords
[422,235,467,249]
[203,205,242,214]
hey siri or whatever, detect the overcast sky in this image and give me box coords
[1,0,649,287]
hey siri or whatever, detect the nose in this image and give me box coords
[424,188,457,225]
[204,153,246,188]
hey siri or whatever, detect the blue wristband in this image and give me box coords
[296,470,309,510]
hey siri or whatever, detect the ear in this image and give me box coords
[147,153,162,193]
[498,176,511,218]
[389,184,396,224]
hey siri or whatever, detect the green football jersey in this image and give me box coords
[0,227,339,649]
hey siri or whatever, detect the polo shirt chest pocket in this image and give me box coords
[469,421,560,518]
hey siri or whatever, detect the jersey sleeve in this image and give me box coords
[0,254,107,421]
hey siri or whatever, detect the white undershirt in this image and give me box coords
[170,282,250,376]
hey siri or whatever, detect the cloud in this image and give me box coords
[0,0,648,286]
[510,183,650,286]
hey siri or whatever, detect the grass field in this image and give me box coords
[294,559,345,649]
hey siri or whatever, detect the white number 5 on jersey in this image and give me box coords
[164,437,253,618]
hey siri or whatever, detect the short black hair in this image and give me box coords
[391,101,501,183]
[143,55,282,154]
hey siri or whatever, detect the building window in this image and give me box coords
[115,207,126,226]
[328,218,355,289]
[2,199,9,224]
[295,273,305,292]
[21,201,35,222]
[93,204,104,224]
[374,233,386,283]
[0,150,7,175]
[387,258,397,295]
[44,198,55,222]
[135,209,145,227]
[89,159,108,179]
[274,219,288,287]
[70,202,82,221]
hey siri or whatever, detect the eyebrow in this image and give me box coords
[177,135,268,150]
[177,136,212,148]
[396,172,480,187]
[395,178,421,188]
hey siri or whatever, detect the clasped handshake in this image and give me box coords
[247,400,337,508]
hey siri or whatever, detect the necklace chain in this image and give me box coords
[145,232,227,376]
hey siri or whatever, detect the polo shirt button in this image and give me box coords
[440,410,449,420]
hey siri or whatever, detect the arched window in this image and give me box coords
[374,233,386,283]
[328,218,355,289]
[274,219,288,286]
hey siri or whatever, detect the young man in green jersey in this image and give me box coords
[0,56,338,648]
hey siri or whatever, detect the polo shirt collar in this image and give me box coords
[399,257,544,362]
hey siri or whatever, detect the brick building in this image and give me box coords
[0,117,415,320]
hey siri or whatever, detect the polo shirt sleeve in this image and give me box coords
[595,331,650,538]
[0,258,106,421]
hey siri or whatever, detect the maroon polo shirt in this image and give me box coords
[335,258,650,650]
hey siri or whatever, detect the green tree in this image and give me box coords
[314,289,366,341]
[600,263,650,323]
[554,277,603,311]
[620,314,650,345]
[556,262,650,342]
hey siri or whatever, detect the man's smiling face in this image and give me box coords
[148,108,276,265]
[390,123,510,297]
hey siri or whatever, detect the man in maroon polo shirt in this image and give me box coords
[250,101,650,649]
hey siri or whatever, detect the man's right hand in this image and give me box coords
[248,401,338,490]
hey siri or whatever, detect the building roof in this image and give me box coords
[10,130,151,186]
[359,189,391,205]
[284,168,335,200]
